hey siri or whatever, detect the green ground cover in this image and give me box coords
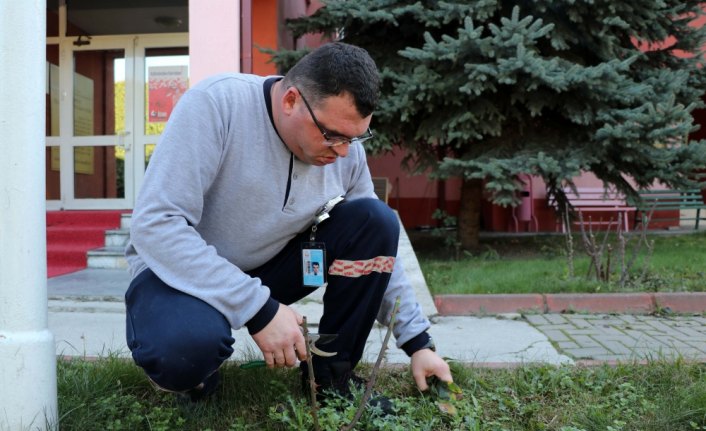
[413,230,706,295]
[57,357,706,430]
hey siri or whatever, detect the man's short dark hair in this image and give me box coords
[282,42,380,117]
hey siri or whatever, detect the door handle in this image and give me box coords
[117,131,132,151]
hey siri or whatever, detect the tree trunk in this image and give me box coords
[457,178,483,251]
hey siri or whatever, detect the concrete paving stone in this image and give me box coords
[643,320,695,337]
[629,348,681,360]
[524,314,551,325]
[595,326,628,336]
[659,338,703,350]
[532,325,581,333]
[562,347,608,359]
[626,334,680,348]
[617,315,640,323]
[564,329,603,336]
[643,331,679,340]
[556,341,580,350]
[676,343,706,353]
[600,340,634,355]
[599,319,634,327]
[563,318,592,329]
[669,318,704,326]
[598,335,638,345]
[542,329,570,342]
[667,326,706,339]
[620,324,659,331]
[570,335,603,348]
[544,314,570,325]
[573,314,608,320]
[683,342,706,353]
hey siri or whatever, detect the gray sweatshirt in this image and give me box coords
[125,73,430,349]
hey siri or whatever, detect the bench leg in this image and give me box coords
[697,209,701,230]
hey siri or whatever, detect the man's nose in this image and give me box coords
[331,143,349,158]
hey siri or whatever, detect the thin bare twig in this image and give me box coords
[341,296,401,431]
[640,239,655,282]
[618,222,628,287]
[301,317,321,431]
[623,204,656,286]
[597,218,616,281]
[563,208,575,278]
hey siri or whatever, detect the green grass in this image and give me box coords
[57,357,706,430]
[412,230,706,295]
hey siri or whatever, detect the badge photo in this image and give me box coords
[302,242,326,288]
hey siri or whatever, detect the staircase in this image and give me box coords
[46,211,124,277]
[85,213,131,270]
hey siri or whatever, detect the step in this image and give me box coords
[47,210,123,227]
[105,229,130,247]
[47,225,107,245]
[47,244,90,266]
[121,213,132,230]
[87,247,127,269]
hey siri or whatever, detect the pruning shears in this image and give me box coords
[240,331,338,369]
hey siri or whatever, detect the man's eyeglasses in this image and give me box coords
[297,88,374,147]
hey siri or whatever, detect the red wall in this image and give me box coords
[252,0,278,76]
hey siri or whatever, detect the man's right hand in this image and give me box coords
[251,303,308,368]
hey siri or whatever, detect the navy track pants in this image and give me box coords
[125,198,399,392]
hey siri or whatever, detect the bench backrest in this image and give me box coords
[636,188,706,209]
[559,187,631,208]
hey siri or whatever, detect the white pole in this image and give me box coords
[0,1,58,430]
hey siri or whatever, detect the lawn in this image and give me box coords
[57,357,706,430]
[411,230,706,295]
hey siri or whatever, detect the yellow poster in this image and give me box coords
[73,73,94,174]
[51,147,60,171]
[74,147,94,175]
[50,63,60,138]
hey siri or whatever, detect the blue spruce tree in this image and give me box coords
[274,0,706,249]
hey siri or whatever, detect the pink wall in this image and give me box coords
[189,0,240,85]
[367,149,462,227]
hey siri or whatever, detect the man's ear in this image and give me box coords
[281,86,298,115]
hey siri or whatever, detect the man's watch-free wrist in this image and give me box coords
[420,335,436,352]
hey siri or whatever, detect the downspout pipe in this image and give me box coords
[0,0,58,429]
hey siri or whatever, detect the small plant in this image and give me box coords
[568,209,660,291]
[431,209,462,257]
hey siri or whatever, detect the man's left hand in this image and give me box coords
[410,348,453,391]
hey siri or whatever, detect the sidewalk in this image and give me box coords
[47,225,706,366]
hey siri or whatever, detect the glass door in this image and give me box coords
[46,34,188,210]
[59,37,135,209]
[132,35,189,194]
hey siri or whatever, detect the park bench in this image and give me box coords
[631,188,706,230]
[551,187,636,232]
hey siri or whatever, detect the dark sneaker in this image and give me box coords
[300,361,394,415]
[181,370,221,402]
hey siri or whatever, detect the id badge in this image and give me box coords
[301,242,327,288]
